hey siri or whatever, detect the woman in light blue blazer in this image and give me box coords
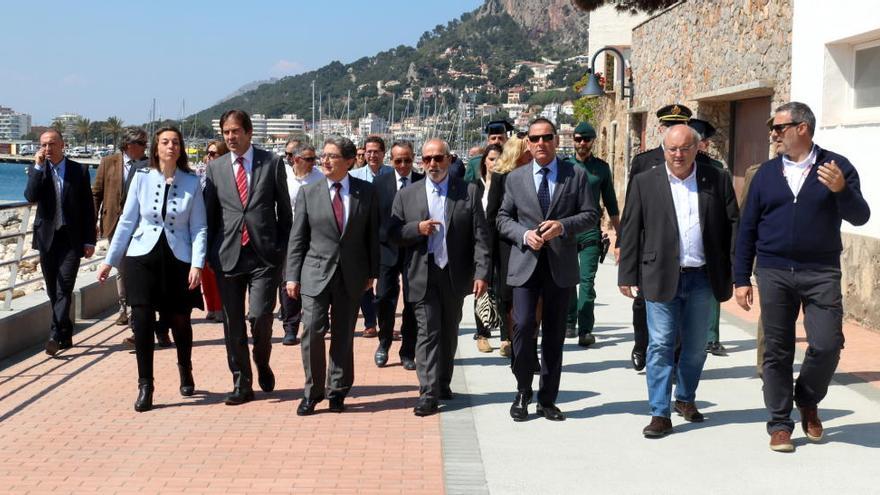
[98,126,207,412]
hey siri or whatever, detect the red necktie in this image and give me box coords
[234,157,250,246]
[332,182,344,234]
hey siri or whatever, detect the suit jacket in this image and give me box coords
[496,159,598,288]
[375,171,424,266]
[618,162,739,302]
[24,157,96,257]
[204,147,292,272]
[92,153,146,240]
[104,168,207,269]
[286,175,379,298]
[388,175,491,303]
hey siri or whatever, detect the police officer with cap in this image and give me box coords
[688,118,726,172]
[463,119,515,184]
[565,122,620,347]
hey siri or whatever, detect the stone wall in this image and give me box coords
[841,233,880,329]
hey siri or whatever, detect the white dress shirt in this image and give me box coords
[230,145,255,188]
[666,164,705,267]
[286,166,324,220]
[394,170,414,191]
[327,175,351,231]
[781,144,817,199]
[122,152,137,185]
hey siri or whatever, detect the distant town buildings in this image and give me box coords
[211,113,305,143]
[52,113,81,142]
[0,106,31,140]
[359,113,387,136]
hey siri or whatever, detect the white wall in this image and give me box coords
[791,0,880,238]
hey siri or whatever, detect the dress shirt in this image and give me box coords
[122,152,136,186]
[286,166,324,219]
[350,163,392,183]
[522,158,562,247]
[781,144,817,199]
[50,159,66,229]
[425,175,449,267]
[230,145,255,188]
[666,163,704,267]
[394,170,414,191]
[327,175,351,231]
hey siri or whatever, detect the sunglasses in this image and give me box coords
[299,156,317,162]
[527,133,555,143]
[206,151,217,157]
[393,158,413,165]
[768,121,801,133]
[422,154,447,164]
[573,136,593,143]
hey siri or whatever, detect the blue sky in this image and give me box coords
[0,0,483,125]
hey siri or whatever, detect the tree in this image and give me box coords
[74,117,91,146]
[50,120,65,137]
[104,116,124,146]
[570,0,679,14]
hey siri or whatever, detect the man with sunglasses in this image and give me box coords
[564,122,620,348]
[498,118,598,422]
[372,141,424,369]
[93,128,148,337]
[463,120,514,184]
[279,141,323,346]
[388,139,490,416]
[735,101,870,453]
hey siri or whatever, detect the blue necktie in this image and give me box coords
[537,167,550,218]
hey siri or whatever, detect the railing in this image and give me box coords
[0,201,105,311]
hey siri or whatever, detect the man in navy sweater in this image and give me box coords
[734,102,870,453]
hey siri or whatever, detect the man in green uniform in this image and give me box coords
[565,122,620,347]
[463,120,513,183]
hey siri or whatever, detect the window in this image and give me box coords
[854,41,880,109]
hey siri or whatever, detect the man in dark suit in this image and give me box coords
[389,138,491,416]
[497,118,598,422]
[204,110,292,405]
[92,128,148,336]
[286,136,379,416]
[24,129,96,356]
[373,140,424,370]
[618,124,738,438]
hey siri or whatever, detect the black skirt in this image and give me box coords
[123,231,203,314]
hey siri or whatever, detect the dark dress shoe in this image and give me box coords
[674,400,704,422]
[156,333,173,348]
[401,357,416,370]
[60,338,73,349]
[631,348,646,371]
[224,388,255,406]
[134,379,154,412]
[281,330,300,346]
[328,397,345,413]
[439,388,454,401]
[642,416,673,438]
[577,334,596,348]
[297,398,321,416]
[413,399,439,417]
[537,403,566,421]
[178,364,195,397]
[374,347,389,367]
[257,366,275,392]
[565,326,577,339]
[45,339,60,356]
[509,390,532,421]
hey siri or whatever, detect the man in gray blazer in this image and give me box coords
[204,110,292,405]
[286,136,379,416]
[389,138,491,416]
[497,117,598,422]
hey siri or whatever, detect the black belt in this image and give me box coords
[679,265,706,273]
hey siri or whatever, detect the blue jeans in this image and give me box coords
[645,271,713,417]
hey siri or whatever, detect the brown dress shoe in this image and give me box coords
[123,336,136,349]
[114,310,129,326]
[642,416,673,438]
[362,327,378,338]
[674,400,704,422]
[799,405,824,442]
[769,430,795,452]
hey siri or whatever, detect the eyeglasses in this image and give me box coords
[573,136,593,143]
[527,133,555,143]
[364,150,383,155]
[393,158,413,165]
[285,152,294,157]
[665,146,694,154]
[768,121,801,133]
[321,153,343,161]
[422,154,447,164]
[206,151,217,157]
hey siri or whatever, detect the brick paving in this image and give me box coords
[0,310,443,494]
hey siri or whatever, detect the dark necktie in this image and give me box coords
[537,167,550,218]
[332,182,344,234]
[234,156,250,246]
[399,176,408,190]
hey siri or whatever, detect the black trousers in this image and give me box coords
[131,306,193,380]
[217,245,279,391]
[511,254,573,406]
[39,228,80,342]
[376,255,417,360]
[412,261,463,401]
[757,267,844,434]
[278,284,302,334]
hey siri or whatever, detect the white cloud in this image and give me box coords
[270,59,305,77]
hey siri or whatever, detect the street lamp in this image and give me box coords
[579,46,634,104]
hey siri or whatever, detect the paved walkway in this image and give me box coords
[1,259,879,494]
